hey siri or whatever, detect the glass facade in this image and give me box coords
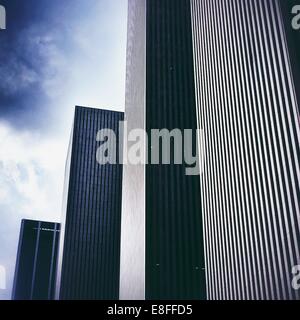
[56,106,124,300]
[12,220,60,300]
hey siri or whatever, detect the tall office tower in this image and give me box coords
[120,0,205,300]
[121,0,300,301]
[191,0,300,300]
[56,106,124,300]
[12,220,60,300]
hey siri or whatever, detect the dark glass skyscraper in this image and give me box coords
[12,220,60,300]
[120,0,205,300]
[56,106,124,300]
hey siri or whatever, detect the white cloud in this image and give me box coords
[0,121,68,299]
[59,0,127,111]
[0,121,67,222]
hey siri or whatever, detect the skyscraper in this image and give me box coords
[12,220,60,300]
[56,106,124,300]
[191,0,300,300]
[120,0,205,300]
[120,0,300,300]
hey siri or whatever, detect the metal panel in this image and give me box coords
[191,0,300,300]
[119,0,147,300]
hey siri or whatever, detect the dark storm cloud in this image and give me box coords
[0,0,80,129]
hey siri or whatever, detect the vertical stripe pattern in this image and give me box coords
[191,0,300,300]
[146,0,205,300]
[120,0,206,300]
[12,220,60,300]
[58,106,124,300]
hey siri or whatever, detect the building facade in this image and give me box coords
[120,0,206,300]
[12,220,60,300]
[120,0,300,300]
[191,0,300,300]
[56,106,124,300]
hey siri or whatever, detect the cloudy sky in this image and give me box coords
[0,0,127,299]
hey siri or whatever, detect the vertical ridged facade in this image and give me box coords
[146,0,205,300]
[191,0,300,300]
[57,106,124,300]
[12,220,60,300]
[120,0,206,300]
